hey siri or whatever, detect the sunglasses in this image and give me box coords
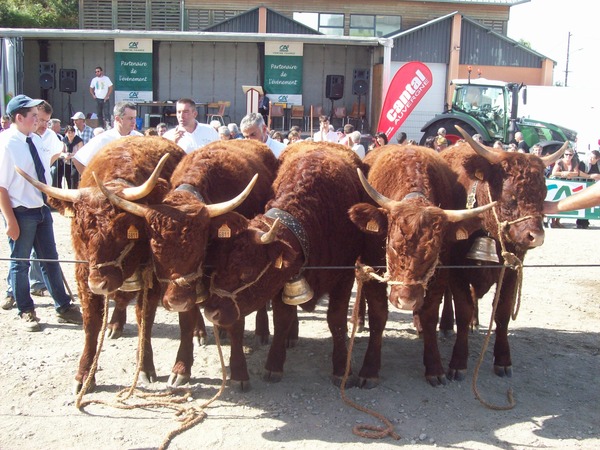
[565,153,574,156]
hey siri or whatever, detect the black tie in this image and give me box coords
[26,136,47,203]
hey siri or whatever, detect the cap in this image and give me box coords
[71,112,86,120]
[6,94,43,117]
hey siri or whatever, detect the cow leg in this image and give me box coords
[493,270,516,377]
[228,318,251,391]
[286,308,299,349]
[357,293,367,333]
[447,274,475,381]
[439,287,455,337]
[357,279,388,389]
[254,303,270,345]
[419,276,447,386]
[194,306,208,346]
[264,295,296,382]
[107,295,127,339]
[74,289,104,394]
[167,306,199,387]
[328,274,355,386]
[134,287,159,385]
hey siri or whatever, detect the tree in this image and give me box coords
[0,0,79,28]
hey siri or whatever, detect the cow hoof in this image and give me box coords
[73,378,96,395]
[358,377,380,389]
[447,368,467,381]
[331,374,359,388]
[106,327,122,339]
[167,373,190,388]
[356,324,365,334]
[426,374,448,386]
[139,371,157,385]
[229,379,251,392]
[196,334,207,346]
[263,370,283,383]
[285,337,298,349]
[493,365,513,378]
[255,333,270,346]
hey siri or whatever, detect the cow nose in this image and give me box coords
[88,279,109,295]
[527,229,545,248]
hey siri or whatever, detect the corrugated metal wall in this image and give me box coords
[460,18,543,68]
[391,17,452,64]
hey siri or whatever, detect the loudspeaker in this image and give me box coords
[39,62,56,90]
[326,75,344,100]
[352,69,370,96]
[59,69,78,93]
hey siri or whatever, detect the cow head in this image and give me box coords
[94,173,259,312]
[454,127,568,253]
[16,154,171,294]
[203,216,303,329]
[349,168,495,310]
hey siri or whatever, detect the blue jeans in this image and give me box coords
[5,249,46,297]
[8,205,71,314]
[96,98,110,126]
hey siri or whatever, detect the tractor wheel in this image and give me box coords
[420,120,477,147]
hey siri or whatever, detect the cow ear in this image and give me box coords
[447,217,484,242]
[209,212,249,239]
[349,203,388,235]
[267,240,299,270]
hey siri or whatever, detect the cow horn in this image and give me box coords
[540,141,569,166]
[443,201,497,223]
[456,126,503,164]
[205,174,259,218]
[259,218,282,244]
[15,166,82,203]
[93,172,150,217]
[120,153,170,200]
[357,168,396,210]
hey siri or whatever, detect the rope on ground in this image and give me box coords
[74,270,228,450]
[338,266,400,441]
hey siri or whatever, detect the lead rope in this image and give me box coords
[75,266,228,450]
[339,266,400,441]
[471,184,533,410]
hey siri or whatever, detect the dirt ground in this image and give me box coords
[0,211,598,450]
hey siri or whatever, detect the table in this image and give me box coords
[135,101,209,125]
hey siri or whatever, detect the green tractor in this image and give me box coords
[420,78,577,153]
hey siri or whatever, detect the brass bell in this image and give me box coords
[119,269,142,292]
[466,236,500,263]
[282,273,314,306]
[196,280,208,304]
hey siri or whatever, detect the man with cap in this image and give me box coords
[72,100,142,173]
[71,111,94,145]
[0,94,82,331]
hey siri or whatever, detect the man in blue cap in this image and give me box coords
[0,94,82,331]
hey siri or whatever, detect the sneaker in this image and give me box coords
[30,288,47,297]
[1,296,16,310]
[56,304,83,324]
[21,310,41,332]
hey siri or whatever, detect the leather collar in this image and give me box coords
[175,183,206,202]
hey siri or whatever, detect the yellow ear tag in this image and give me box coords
[127,225,139,240]
[64,206,75,218]
[366,219,379,233]
[475,170,484,181]
[274,253,283,269]
[455,227,468,240]
[218,223,231,239]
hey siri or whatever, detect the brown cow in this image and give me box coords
[439,128,567,381]
[349,144,495,385]
[95,139,278,387]
[203,142,386,389]
[18,136,185,393]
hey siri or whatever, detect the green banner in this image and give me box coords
[264,42,303,104]
[114,38,153,102]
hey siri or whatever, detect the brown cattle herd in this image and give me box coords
[19,130,571,397]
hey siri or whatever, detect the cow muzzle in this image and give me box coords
[389,284,424,311]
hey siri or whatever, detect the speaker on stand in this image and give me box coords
[352,69,370,132]
[59,69,77,121]
[325,74,344,118]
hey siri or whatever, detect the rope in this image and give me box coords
[338,266,400,441]
[156,264,203,288]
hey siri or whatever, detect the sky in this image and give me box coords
[507,0,599,88]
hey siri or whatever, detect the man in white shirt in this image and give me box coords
[36,101,66,188]
[89,66,113,129]
[73,101,142,173]
[313,115,339,143]
[239,112,286,158]
[163,98,219,153]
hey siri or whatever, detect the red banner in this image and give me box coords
[377,61,433,139]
